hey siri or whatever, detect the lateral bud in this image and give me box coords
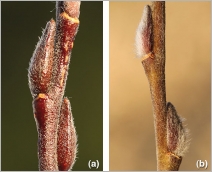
[57,98,77,170]
[166,102,190,157]
[28,19,56,98]
[135,5,153,58]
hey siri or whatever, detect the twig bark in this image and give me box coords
[136,1,190,170]
[142,2,168,170]
[28,1,80,170]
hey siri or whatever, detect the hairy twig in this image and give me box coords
[28,1,80,170]
[135,1,190,170]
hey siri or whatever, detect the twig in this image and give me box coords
[28,1,80,170]
[135,1,190,170]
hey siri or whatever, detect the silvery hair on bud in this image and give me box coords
[166,102,190,157]
[135,5,153,58]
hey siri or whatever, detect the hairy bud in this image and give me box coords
[166,102,190,157]
[57,98,77,171]
[28,19,56,98]
[135,5,153,58]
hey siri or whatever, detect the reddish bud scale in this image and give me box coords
[57,98,77,171]
[28,20,56,98]
[166,103,180,152]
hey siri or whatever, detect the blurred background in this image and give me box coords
[110,2,210,171]
[2,2,103,171]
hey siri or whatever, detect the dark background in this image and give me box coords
[2,1,103,171]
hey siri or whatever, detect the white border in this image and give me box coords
[103,1,109,171]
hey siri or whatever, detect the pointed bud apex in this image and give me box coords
[135,5,153,58]
[166,102,190,157]
[28,19,56,98]
[57,98,77,171]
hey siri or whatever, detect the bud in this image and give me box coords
[57,98,77,171]
[166,102,190,157]
[28,19,56,98]
[135,5,153,58]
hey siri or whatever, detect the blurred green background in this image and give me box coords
[2,1,103,171]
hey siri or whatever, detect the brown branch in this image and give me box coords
[136,1,190,170]
[142,2,168,170]
[28,1,80,171]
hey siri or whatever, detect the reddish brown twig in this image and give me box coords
[135,1,190,170]
[28,1,80,171]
